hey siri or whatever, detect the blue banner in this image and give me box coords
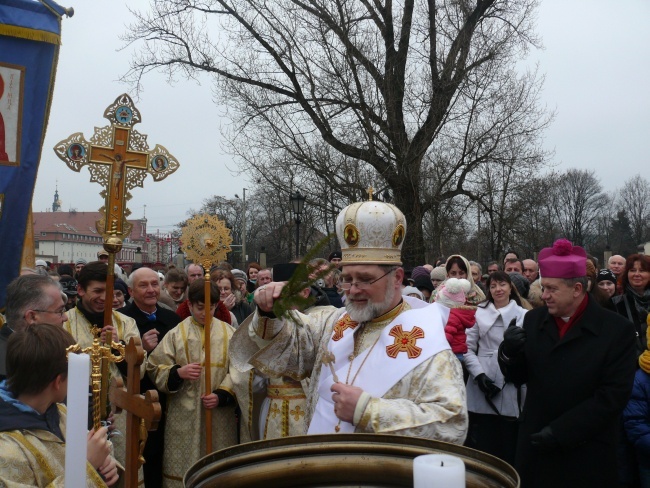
[0,0,67,308]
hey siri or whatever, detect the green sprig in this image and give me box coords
[272,234,337,319]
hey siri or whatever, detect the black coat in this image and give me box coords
[120,302,180,392]
[499,296,636,488]
[119,302,181,487]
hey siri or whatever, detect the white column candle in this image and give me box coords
[65,353,90,488]
[413,453,466,488]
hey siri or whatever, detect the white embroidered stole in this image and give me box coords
[309,302,450,434]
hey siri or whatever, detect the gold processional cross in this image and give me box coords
[55,94,177,487]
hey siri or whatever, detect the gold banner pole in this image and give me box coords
[180,214,232,456]
[203,263,213,453]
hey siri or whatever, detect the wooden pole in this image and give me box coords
[203,265,212,454]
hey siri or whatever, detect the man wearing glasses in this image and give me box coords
[243,199,467,443]
[0,274,68,381]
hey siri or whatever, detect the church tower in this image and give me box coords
[52,184,61,212]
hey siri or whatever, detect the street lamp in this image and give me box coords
[235,189,247,269]
[290,191,306,258]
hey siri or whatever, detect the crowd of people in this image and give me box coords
[0,197,648,488]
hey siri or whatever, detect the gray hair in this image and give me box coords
[562,276,589,292]
[469,261,482,275]
[6,275,58,328]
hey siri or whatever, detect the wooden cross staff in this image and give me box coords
[109,337,161,488]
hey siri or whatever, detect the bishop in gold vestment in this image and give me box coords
[147,316,239,487]
[249,198,468,443]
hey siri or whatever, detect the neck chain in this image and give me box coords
[334,324,382,433]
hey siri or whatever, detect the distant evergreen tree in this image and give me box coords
[609,210,636,256]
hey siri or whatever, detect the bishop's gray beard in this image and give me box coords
[345,284,396,323]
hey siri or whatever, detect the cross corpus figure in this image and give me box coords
[109,337,161,488]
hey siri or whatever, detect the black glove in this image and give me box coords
[501,318,526,358]
[475,373,501,399]
[530,426,559,450]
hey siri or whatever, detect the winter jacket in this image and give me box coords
[624,368,650,468]
[444,307,476,354]
[464,300,526,417]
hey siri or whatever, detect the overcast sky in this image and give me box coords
[32,0,650,235]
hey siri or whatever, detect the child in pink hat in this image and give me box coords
[436,278,477,359]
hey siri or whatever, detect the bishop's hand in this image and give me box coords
[254,281,286,312]
[331,382,363,423]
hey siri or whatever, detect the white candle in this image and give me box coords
[413,454,466,488]
[65,353,90,488]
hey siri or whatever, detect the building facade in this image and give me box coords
[34,210,149,265]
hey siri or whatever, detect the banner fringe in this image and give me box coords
[0,25,60,45]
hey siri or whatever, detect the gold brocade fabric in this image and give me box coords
[63,308,143,468]
[146,317,238,488]
[263,376,308,439]
[244,302,468,443]
[229,305,338,441]
[0,405,107,487]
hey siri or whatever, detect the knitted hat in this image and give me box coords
[231,269,248,284]
[508,272,530,299]
[435,278,471,308]
[430,266,447,282]
[402,286,424,300]
[328,250,342,261]
[411,266,430,281]
[75,258,87,265]
[597,268,616,284]
[538,239,587,279]
[35,259,47,267]
[414,275,434,293]
[335,198,406,265]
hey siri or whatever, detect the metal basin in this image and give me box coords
[185,434,519,487]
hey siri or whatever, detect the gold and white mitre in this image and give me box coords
[335,198,406,266]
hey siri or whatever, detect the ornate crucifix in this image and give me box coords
[54,94,176,479]
[110,337,161,488]
[54,93,179,239]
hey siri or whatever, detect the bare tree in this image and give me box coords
[618,175,650,245]
[550,169,608,248]
[123,0,549,265]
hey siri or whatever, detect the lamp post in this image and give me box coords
[235,189,247,269]
[290,191,306,258]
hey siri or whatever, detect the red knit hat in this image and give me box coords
[538,239,587,279]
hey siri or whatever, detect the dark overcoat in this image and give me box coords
[499,296,636,488]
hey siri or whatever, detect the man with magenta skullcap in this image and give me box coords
[498,239,636,488]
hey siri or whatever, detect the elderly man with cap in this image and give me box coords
[498,239,636,488]
[244,199,467,442]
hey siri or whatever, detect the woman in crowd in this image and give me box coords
[211,269,252,327]
[464,271,527,465]
[613,254,650,487]
[442,254,486,305]
[112,278,129,311]
[597,269,617,299]
[613,254,650,356]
